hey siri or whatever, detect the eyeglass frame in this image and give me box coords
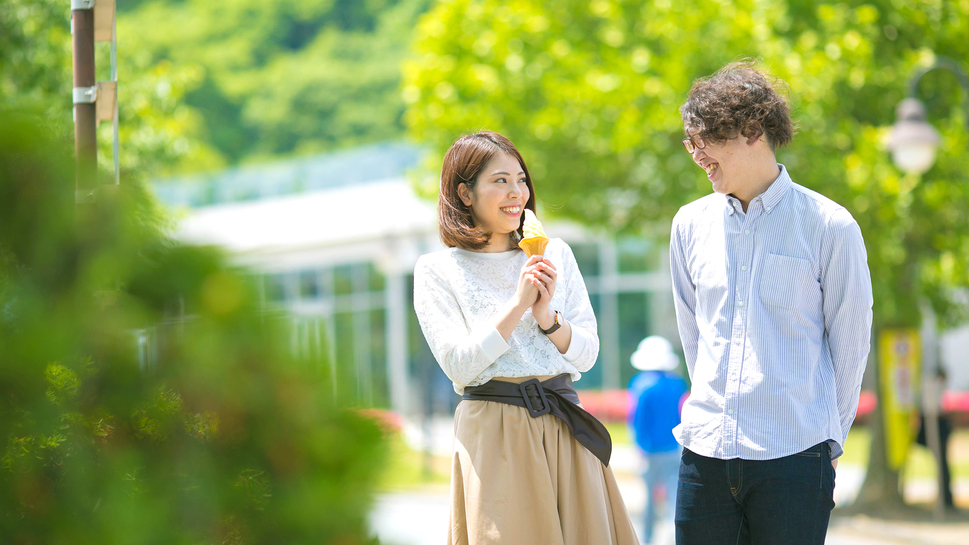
[682,134,706,153]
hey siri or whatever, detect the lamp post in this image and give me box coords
[886,56,968,520]
[888,56,969,174]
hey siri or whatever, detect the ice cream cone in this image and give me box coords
[518,236,549,257]
[518,209,549,256]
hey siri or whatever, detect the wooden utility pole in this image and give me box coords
[72,0,97,202]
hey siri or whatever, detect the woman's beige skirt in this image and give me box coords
[448,397,639,545]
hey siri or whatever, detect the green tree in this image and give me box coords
[0,0,69,107]
[119,0,433,163]
[0,0,222,177]
[0,109,387,544]
[405,0,969,508]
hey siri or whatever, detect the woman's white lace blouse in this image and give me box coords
[413,238,599,394]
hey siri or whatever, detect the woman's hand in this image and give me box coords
[529,258,571,354]
[529,258,558,327]
[495,257,561,344]
[494,256,547,342]
[513,255,545,311]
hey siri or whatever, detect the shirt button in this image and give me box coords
[741,265,748,271]
[745,230,751,235]
[728,409,735,415]
[738,300,744,307]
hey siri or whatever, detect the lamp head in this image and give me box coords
[888,98,940,175]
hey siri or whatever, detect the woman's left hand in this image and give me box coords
[529,258,557,326]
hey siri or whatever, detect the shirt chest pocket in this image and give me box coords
[759,253,818,310]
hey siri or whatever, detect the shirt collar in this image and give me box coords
[761,164,792,214]
[723,163,792,215]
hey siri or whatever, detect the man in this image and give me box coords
[916,367,955,509]
[627,335,689,545]
[669,61,873,545]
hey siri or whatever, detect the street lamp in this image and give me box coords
[883,55,968,520]
[888,99,939,175]
[888,56,969,175]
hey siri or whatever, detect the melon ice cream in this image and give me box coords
[518,209,549,256]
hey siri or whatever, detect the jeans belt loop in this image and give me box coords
[519,378,551,418]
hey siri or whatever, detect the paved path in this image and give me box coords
[370,485,969,545]
[369,417,967,544]
[369,475,896,545]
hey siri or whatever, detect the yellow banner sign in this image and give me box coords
[879,328,921,470]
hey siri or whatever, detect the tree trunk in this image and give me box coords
[854,386,906,508]
[854,323,907,509]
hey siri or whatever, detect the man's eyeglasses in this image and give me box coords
[682,135,706,153]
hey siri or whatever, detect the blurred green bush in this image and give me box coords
[0,110,387,544]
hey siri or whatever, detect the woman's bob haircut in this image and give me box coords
[438,131,536,251]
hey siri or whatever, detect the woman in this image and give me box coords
[413,131,638,544]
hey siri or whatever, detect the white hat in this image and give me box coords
[630,335,679,372]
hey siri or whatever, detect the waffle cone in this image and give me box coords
[518,236,549,257]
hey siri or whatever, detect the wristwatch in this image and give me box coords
[539,310,563,335]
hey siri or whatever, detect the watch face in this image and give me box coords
[539,311,563,335]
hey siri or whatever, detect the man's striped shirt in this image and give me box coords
[670,164,873,460]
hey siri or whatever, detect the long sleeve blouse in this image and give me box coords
[413,238,599,394]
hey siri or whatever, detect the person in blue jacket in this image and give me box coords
[628,335,688,545]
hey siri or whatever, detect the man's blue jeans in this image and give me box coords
[674,443,836,545]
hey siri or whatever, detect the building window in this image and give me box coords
[266,273,287,302]
[299,269,320,299]
[618,291,651,386]
[333,265,355,296]
[617,238,653,273]
[571,242,601,278]
[367,263,386,292]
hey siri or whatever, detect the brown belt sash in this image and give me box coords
[461,374,613,466]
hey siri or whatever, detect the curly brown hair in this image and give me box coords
[680,60,796,150]
[438,131,536,250]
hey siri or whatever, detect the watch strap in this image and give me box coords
[539,311,562,335]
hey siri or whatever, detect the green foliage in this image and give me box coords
[0,0,223,178]
[376,427,451,491]
[106,56,226,177]
[0,110,387,544]
[0,0,71,108]
[3,0,434,172]
[119,0,433,163]
[404,0,969,328]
